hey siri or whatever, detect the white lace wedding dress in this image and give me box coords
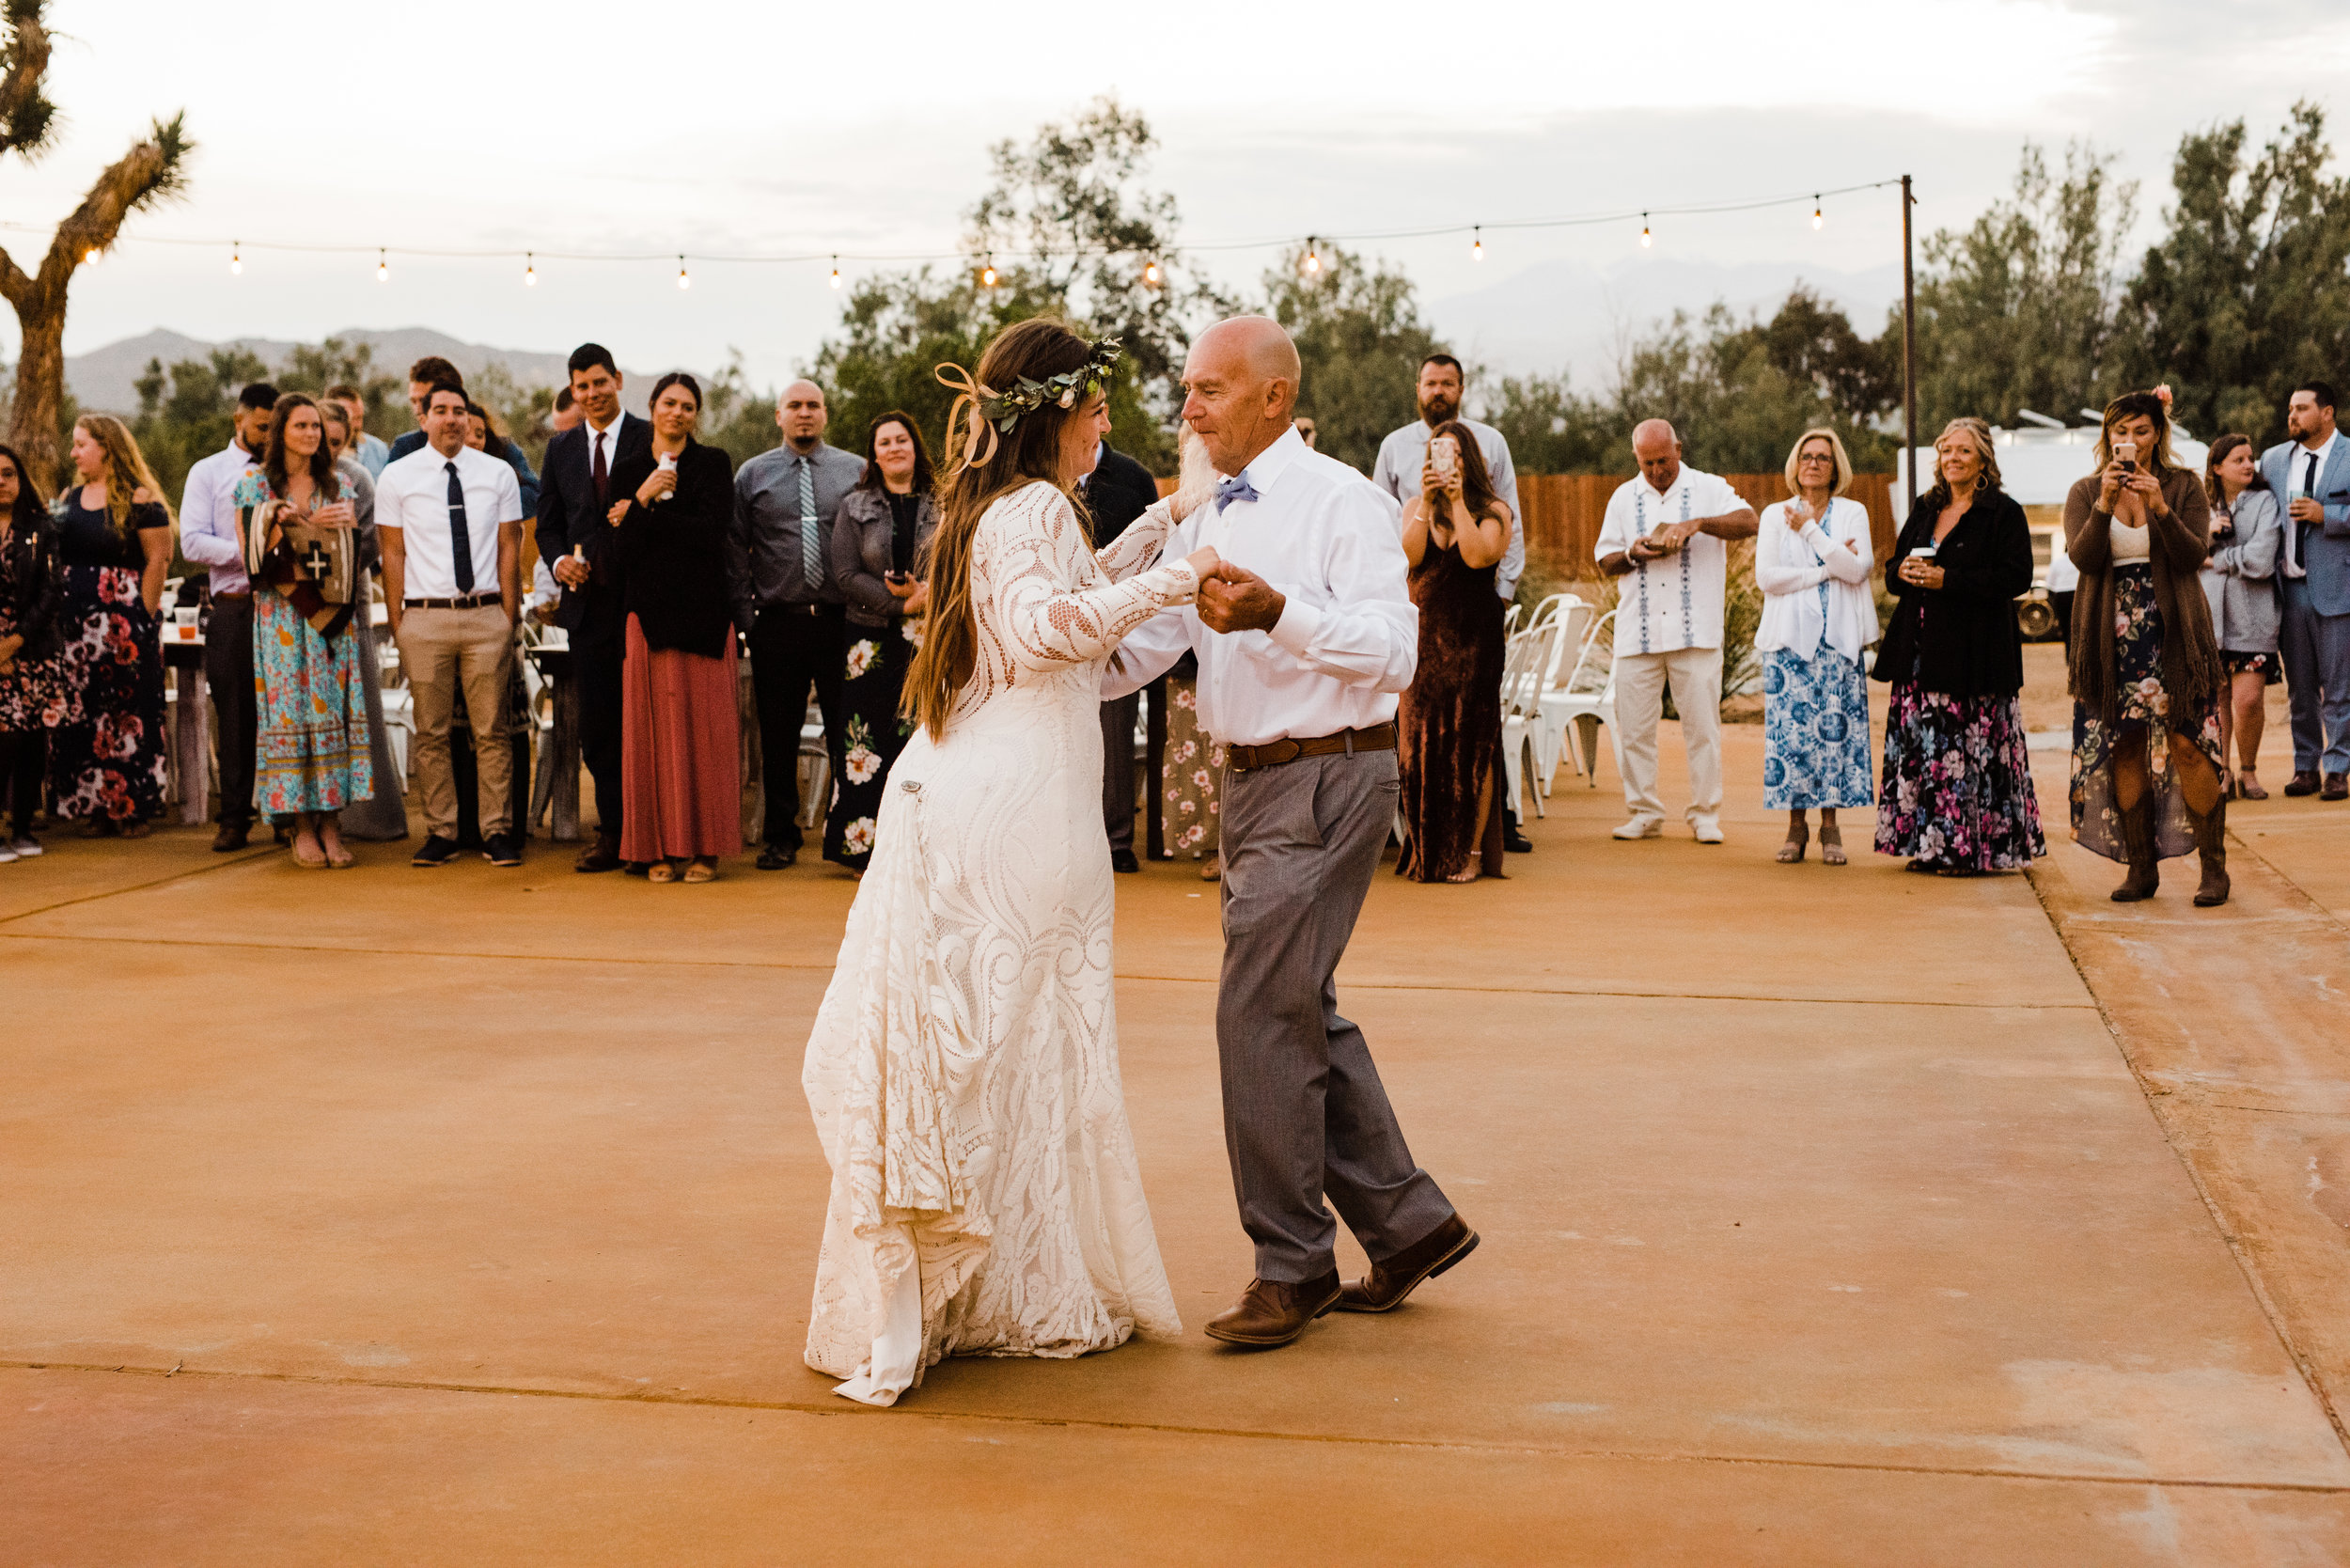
[802,479,1198,1405]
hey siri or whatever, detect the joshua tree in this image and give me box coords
[1,0,191,494]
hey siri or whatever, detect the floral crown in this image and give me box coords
[935,337,1122,470]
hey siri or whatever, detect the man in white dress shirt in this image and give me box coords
[1107,317,1472,1350]
[378,381,526,868]
[176,382,275,850]
[1594,418,1759,843]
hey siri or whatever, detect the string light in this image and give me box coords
[676,255,690,290]
[1639,213,1652,248]
[524,252,536,286]
[829,254,840,289]
[229,242,242,274]
[1812,196,1824,230]
[979,256,997,288]
[1471,226,1483,261]
[1143,258,1162,287]
[1304,238,1321,274]
[82,244,100,265]
[376,247,387,283]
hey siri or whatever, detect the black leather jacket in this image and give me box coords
[1,508,64,661]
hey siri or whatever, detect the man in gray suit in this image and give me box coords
[2263,381,2350,799]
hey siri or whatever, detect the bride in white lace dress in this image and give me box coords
[801,321,1216,1405]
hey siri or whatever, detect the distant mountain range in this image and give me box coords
[63,327,634,416]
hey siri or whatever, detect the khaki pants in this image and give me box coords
[1612,646,1723,825]
[397,605,514,839]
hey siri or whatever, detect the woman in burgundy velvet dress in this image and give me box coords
[1396,420,1511,883]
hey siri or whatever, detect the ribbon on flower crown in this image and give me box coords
[935,362,1001,472]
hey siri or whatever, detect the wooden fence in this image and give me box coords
[1520,472,1899,576]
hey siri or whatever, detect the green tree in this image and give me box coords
[1484,370,1616,474]
[275,336,403,445]
[1261,242,1441,473]
[2110,102,2350,446]
[129,346,269,504]
[1901,141,2136,431]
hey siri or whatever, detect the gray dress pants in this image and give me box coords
[2280,573,2350,775]
[1216,746,1454,1282]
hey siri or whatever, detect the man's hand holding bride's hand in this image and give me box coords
[1196,559,1285,635]
[1183,544,1222,582]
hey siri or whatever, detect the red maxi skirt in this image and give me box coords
[621,615,744,863]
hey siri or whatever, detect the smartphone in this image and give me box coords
[2115,439,2138,475]
[1430,434,1460,483]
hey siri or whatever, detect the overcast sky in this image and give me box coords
[6,0,2349,391]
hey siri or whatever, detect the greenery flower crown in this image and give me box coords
[936,337,1122,470]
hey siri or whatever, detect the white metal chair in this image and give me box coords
[1498,618,1564,821]
[1543,608,1617,789]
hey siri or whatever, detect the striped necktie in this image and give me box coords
[798,459,822,588]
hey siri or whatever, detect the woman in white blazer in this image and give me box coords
[1755,429,1879,864]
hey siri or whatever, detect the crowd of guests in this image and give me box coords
[4,340,2345,908]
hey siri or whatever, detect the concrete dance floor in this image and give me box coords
[7,666,2350,1563]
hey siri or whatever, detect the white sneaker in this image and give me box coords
[1612,815,1664,840]
[0,842,17,864]
[1692,818,1725,844]
[10,837,39,857]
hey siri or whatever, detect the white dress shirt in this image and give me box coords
[2280,430,2338,579]
[376,442,523,598]
[178,439,262,593]
[1371,416,1524,600]
[583,412,624,485]
[1594,464,1746,656]
[1753,497,1877,663]
[1104,425,1418,746]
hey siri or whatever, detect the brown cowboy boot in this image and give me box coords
[2192,796,2231,908]
[2110,796,2158,902]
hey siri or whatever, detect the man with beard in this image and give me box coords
[1372,353,1531,850]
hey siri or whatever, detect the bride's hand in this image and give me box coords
[1184,544,1221,581]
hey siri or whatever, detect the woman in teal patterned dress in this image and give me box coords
[234,394,372,869]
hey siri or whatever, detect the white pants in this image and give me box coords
[1612,647,1724,823]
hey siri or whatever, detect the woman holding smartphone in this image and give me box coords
[606,372,742,883]
[2063,388,2226,906]
[826,411,939,873]
[1872,416,2043,874]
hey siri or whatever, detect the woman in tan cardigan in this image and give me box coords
[2063,388,2227,906]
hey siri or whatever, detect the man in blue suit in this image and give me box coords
[2263,381,2350,799]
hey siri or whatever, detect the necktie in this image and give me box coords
[798,459,822,588]
[445,462,475,595]
[592,430,608,508]
[2306,452,2318,502]
[1214,474,1260,512]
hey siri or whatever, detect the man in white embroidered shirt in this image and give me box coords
[1106,316,1471,1352]
[1594,418,1758,843]
[377,381,526,868]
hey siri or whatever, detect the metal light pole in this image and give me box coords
[1902,173,1918,518]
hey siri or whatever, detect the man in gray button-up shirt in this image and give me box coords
[730,381,869,867]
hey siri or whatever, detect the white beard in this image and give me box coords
[1171,427,1220,522]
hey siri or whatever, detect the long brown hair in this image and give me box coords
[902,319,1097,741]
[1922,416,2003,511]
[264,394,341,502]
[2203,432,2268,510]
[2092,390,2182,480]
[856,410,936,497]
[69,414,175,534]
[1428,420,1508,527]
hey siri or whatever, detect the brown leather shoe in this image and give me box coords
[2285,770,2322,796]
[1336,1213,1479,1312]
[1202,1270,1341,1347]
[211,822,250,853]
[2325,774,2349,802]
[574,832,622,873]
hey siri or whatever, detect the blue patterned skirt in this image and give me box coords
[1762,644,1874,809]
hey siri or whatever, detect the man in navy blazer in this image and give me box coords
[2261,380,2350,798]
[537,343,653,868]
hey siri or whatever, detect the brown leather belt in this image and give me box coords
[1226,723,1397,775]
[404,594,501,609]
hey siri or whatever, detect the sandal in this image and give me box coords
[1777,824,1809,864]
[682,858,716,884]
[647,860,679,884]
[1820,825,1845,866]
[1199,855,1222,883]
[292,837,328,870]
[2238,773,2268,801]
[119,820,151,839]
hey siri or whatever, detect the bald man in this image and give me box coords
[1107,316,1472,1349]
[1594,419,1758,842]
[729,380,865,868]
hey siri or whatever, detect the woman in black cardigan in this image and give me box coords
[0,443,65,856]
[1872,416,2045,873]
[606,372,741,883]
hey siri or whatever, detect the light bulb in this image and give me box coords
[376,247,387,283]
[1812,198,1824,231]
[83,245,100,265]
[980,261,997,289]
[1471,227,1483,261]
[1143,259,1161,287]
[829,256,841,290]
[677,256,690,290]
[1639,215,1652,249]
[524,253,537,286]
[1304,240,1321,275]
[230,243,242,275]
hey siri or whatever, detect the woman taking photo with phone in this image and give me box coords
[2063,388,2227,906]
[2198,432,2283,801]
[606,371,741,884]
[826,411,939,873]
[1395,418,1509,882]
[1872,416,2043,874]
